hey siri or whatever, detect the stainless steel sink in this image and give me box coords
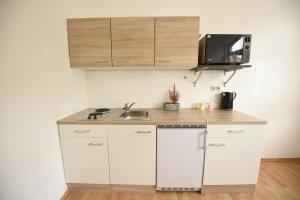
[120,110,149,120]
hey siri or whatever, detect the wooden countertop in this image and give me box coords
[198,110,267,125]
[57,108,267,125]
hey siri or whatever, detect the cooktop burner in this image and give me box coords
[85,108,111,120]
[88,112,103,120]
[95,108,111,114]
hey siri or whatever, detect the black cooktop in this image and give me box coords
[87,108,111,120]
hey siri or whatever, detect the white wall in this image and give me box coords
[83,0,300,158]
[1,0,300,199]
[0,1,87,200]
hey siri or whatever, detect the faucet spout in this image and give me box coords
[123,102,136,111]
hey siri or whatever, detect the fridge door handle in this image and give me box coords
[197,131,207,150]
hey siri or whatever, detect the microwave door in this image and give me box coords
[205,35,244,64]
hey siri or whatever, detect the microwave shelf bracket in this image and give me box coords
[193,70,203,87]
[223,70,236,87]
[191,64,252,87]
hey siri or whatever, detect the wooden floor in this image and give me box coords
[64,160,300,200]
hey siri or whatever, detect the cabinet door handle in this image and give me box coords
[95,60,108,63]
[74,129,90,134]
[208,143,226,147]
[136,131,152,134]
[158,60,171,63]
[88,142,103,146]
[116,60,128,63]
[227,130,244,134]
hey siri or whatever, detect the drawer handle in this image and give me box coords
[88,142,103,146]
[227,130,244,134]
[116,60,128,62]
[158,60,171,63]
[74,129,90,134]
[95,60,108,63]
[208,143,226,147]
[136,131,152,134]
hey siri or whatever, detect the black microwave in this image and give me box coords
[199,34,251,65]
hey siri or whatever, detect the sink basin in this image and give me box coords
[120,110,149,120]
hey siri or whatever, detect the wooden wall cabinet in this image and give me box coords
[67,18,112,68]
[111,17,154,67]
[67,16,200,69]
[155,17,199,68]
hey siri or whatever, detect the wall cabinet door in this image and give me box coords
[203,125,265,185]
[155,17,199,68]
[60,137,110,184]
[107,125,156,185]
[111,17,154,67]
[67,18,112,68]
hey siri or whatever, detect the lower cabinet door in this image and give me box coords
[107,125,156,185]
[61,137,110,184]
[203,137,263,185]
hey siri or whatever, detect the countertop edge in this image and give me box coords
[56,108,267,125]
[206,120,267,125]
[57,121,266,125]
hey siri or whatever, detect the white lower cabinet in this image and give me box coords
[59,123,264,187]
[107,125,156,185]
[59,125,110,184]
[203,125,265,185]
[59,124,156,186]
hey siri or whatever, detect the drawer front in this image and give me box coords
[203,137,263,185]
[59,125,107,138]
[207,124,265,138]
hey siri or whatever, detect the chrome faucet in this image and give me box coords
[123,102,136,112]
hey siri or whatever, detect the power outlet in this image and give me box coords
[210,85,221,91]
[210,86,216,91]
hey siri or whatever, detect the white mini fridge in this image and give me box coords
[156,125,206,191]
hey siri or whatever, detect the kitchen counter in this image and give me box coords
[57,108,266,125]
[198,109,267,125]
